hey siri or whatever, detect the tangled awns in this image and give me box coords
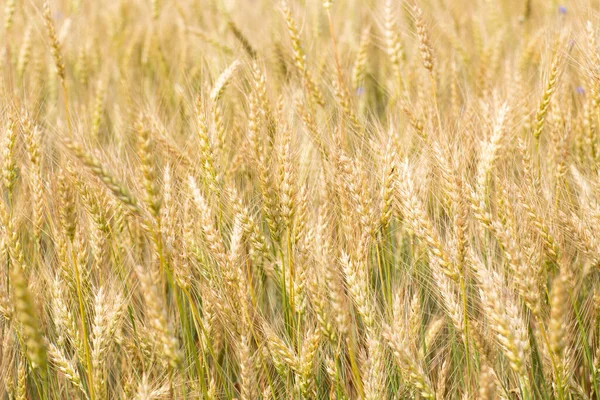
[2,0,600,398]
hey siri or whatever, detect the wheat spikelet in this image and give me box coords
[471,254,530,385]
[21,116,44,241]
[297,328,320,398]
[10,254,48,372]
[43,1,66,82]
[353,26,371,91]
[281,2,325,106]
[341,251,376,333]
[383,324,435,399]
[3,0,16,33]
[134,264,182,369]
[65,139,140,214]
[16,361,26,400]
[533,48,562,140]
[431,263,464,336]
[238,330,256,400]
[364,331,386,400]
[478,365,497,399]
[264,325,298,374]
[188,176,228,269]
[210,60,241,103]
[194,97,219,193]
[414,4,434,73]
[2,117,17,197]
[549,273,570,397]
[136,118,161,218]
[16,25,33,79]
[396,161,457,281]
[47,341,86,395]
[91,79,106,141]
[91,287,124,399]
[57,168,77,242]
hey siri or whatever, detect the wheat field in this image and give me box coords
[1,0,600,398]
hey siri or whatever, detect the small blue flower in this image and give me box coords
[558,5,567,15]
[356,87,365,96]
[576,86,585,95]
